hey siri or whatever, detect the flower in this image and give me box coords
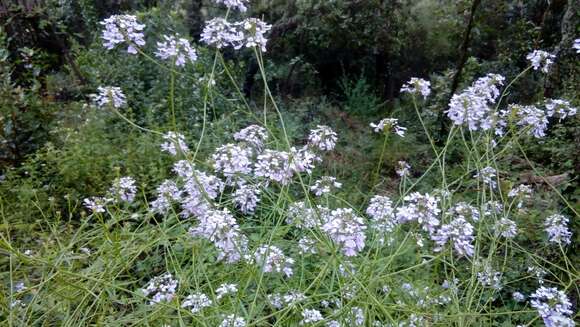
[321,208,367,256]
[474,166,497,189]
[544,214,572,245]
[254,150,293,185]
[83,196,109,213]
[233,182,260,214]
[219,315,246,327]
[432,216,475,257]
[100,15,145,54]
[401,77,431,99]
[201,18,272,52]
[512,105,549,138]
[181,292,212,313]
[396,192,441,236]
[526,50,555,73]
[93,86,126,108]
[366,195,397,237]
[494,218,518,238]
[234,125,268,150]
[214,0,249,12]
[396,161,411,177]
[512,291,526,302]
[545,99,577,121]
[150,180,182,214]
[161,132,190,156]
[308,125,338,151]
[508,184,533,198]
[310,176,342,196]
[446,74,505,131]
[109,176,137,203]
[254,245,294,277]
[477,265,502,290]
[574,38,580,53]
[530,287,574,327]
[189,208,248,263]
[141,273,178,304]
[298,237,317,254]
[155,34,197,66]
[370,118,407,137]
[212,144,253,177]
[268,290,306,309]
[216,283,238,300]
[300,309,324,325]
[286,201,329,229]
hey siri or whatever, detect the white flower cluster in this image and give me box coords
[150,180,182,214]
[574,38,580,53]
[512,291,526,302]
[219,315,246,327]
[201,18,272,52]
[494,218,518,238]
[513,105,549,138]
[366,195,397,238]
[189,208,248,263]
[100,15,145,54]
[141,273,178,304]
[155,34,197,66]
[474,166,497,189]
[447,74,505,131]
[178,164,225,217]
[93,86,126,108]
[508,184,532,198]
[310,176,342,196]
[545,99,577,121]
[300,309,324,325]
[161,132,190,156]
[233,125,268,150]
[286,201,327,229]
[181,292,212,313]
[432,216,475,257]
[83,176,137,212]
[370,118,406,137]
[233,182,260,214]
[212,144,253,177]
[396,161,411,177]
[308,125,338,151]
[400,77,431,99]
[254,245,294,277]
[477,265,502,290]
[544,214,572,245]
[216,283,238,300]
[298,237,317,254]
[526,50,555,73]
[267,290,306,309]
[109,176,137,203]
[254,147,319,185]
[214,0,249,12]
[530,287,574,327]
[396,192,441,236]
[322,208,367,256]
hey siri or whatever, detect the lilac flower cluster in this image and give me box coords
[474,166,497,189]
[308,125,338,151]
[254,245,294,277]
[366,195,397,240]
[322,208,367,256]
[214,0,249,12]
[233,125,268,150]
[446,74,505,131]
[83,176,137,213]
[181,292,212,313]
[370,118,407,137]
[400,77,431,99]
[530,287,574,327]
[396,192,441,236]
[216,283,238,300]
[161,132,190,156]
[432,216,475,257]
[201,18,272,52]
[219,315,246,327]
[267,290,306,309]
[141,273,178,304]
[526,50,555,73]
[544,214,572,245]
[155,34,197,66]
[100,15,145,54]
[310,176,342,196]
[93,86,126,108]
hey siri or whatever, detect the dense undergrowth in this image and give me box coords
[0,1,579,326]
